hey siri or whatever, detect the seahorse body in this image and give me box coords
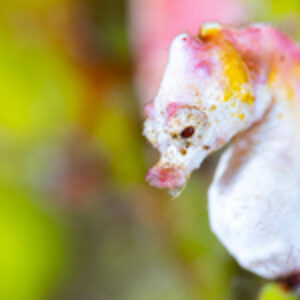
[144,22,300,279]
[208,25,300,279]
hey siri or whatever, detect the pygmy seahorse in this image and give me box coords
[143,22,300,283]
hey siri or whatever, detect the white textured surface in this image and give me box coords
[209,99,300,279]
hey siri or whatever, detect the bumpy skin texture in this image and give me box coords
[144,22,300,279]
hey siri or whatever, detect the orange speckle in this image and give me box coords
[180,148,187,155]
[268,68,277,86]
[199,23,221,40]
[199,27,220,39]
[209,105,216,111]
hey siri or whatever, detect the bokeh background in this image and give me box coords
[0,0,299,299]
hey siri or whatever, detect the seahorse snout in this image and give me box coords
[146,165,186,189]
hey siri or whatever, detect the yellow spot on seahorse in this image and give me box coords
[199,23,221,38]
[269,67,295,100]
[286,84,294,100]
[200,27,254,106]
[238,113,245,120]
[220,44,254,105]
[268,68,277,86]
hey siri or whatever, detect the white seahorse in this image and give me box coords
[143,22,300,284]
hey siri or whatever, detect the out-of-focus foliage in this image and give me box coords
[0,2,81,145]
[93,100,145,185]
[259,284,297,300]
[247,0,300,39]
[0,31,80,144]
[0,0,298,299]
[0,185,67,300]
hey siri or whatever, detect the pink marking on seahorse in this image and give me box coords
[145,102,155,119]
[166,102,183,121]
[182,34,206,51]
[146,165,186,189]
[194,60,211,75]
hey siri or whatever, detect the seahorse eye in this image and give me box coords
[180,126,195,138]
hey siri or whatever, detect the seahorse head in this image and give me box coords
[144,23,256,195]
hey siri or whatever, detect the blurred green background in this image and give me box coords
[0,0,299,299]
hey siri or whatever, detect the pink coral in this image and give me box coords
[129,0,246,106]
